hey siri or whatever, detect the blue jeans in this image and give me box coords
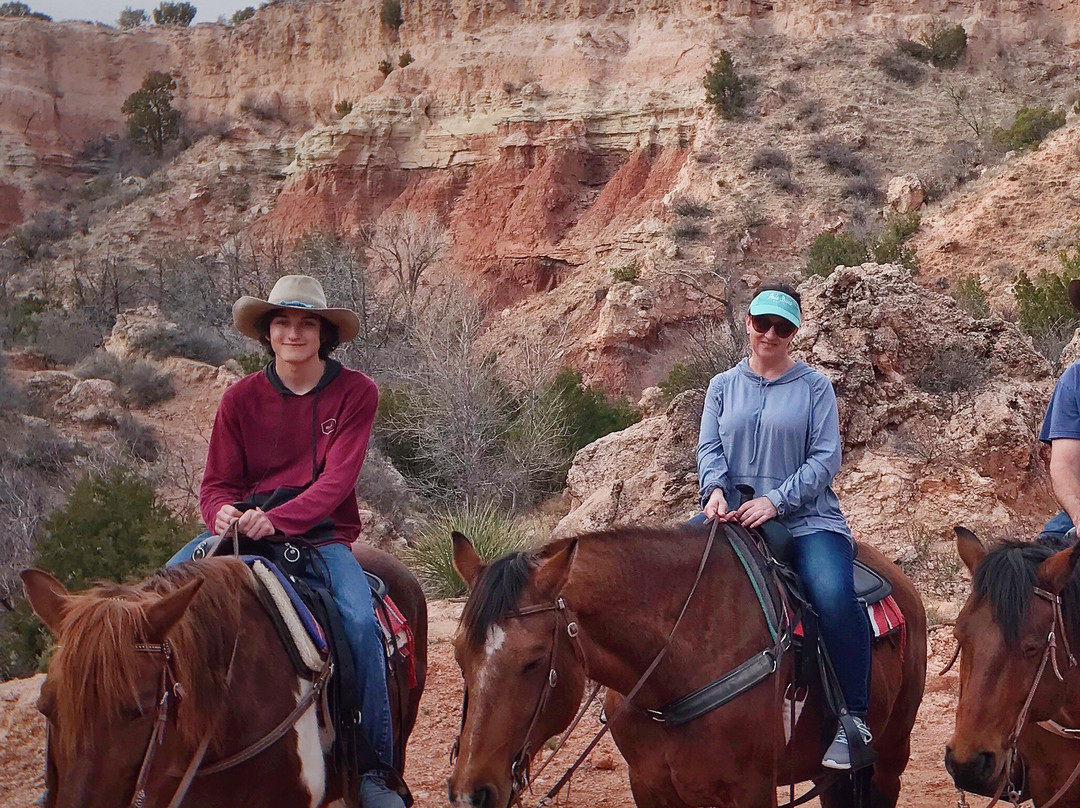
[168,535,396,768]
[686,518,871,716]
[792,529,871,717]
[1041,510,1074,542]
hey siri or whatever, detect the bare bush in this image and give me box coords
[115,413,160,462]
[30,308,102,365]
[0,458,60,612]
[74,352,175,408]
[808,138,872,177]
[750,147,791,173]
[916,344,989,394]
[670,195,711,218]
[368,213,447,331]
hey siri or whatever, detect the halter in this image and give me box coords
[956,585,1080,808]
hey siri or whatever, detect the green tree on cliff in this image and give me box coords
[153,1,196,25]
[0,1,51,19]
[122,72,182,157]
[703,50,745,120]
[118,6,148,27]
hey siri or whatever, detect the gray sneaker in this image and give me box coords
[359,772,406,808]
[822,716,873,770]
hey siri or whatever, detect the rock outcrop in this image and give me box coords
[556,263,1057,549]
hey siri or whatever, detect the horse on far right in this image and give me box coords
[946,527,1080,806]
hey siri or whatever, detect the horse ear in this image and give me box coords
[20,568,71,634]
[534,539,578,596]
[452,531,485,589]
[143,579,204,642]
[1038,541,1080,595]
[955,526,986,574]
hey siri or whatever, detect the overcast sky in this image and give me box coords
[31,0,249,24]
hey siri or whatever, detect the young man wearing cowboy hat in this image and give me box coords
[168,275,405,808]
[1039,278,1080,545]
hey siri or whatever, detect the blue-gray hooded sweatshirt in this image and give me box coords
[697,358,851,540]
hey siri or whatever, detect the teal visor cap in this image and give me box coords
[748,290,801,328]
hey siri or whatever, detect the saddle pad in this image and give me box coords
[251,559,326,674]
[792,594,905,641]
[244,555,328,654]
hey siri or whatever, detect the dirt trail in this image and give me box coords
[0,602,962,808]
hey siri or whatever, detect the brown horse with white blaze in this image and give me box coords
[448,524,926,808]
[946,527,1080,805]
[21,544,427,808]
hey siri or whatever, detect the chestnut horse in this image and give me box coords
[449,524,926,808]
[946,528,1080,805]
[21,543,427,808]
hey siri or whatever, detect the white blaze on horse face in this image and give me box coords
[294,677,326,807]
[473,625,507,696]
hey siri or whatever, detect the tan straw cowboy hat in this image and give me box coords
[233,275,361,342]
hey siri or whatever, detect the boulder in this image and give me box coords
[22,370,78,410]
[54,379,124,426]
[885,175,925,215]
[105,307,181,360]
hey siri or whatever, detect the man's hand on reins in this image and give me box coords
[237,507,275,540]
[214,504,244,535]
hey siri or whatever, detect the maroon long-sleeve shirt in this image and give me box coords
[199,360,379,546]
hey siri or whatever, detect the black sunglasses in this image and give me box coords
[750,314,797,338]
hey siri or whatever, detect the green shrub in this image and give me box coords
[152,1,195,25]
[953,275,990,319]
[118,6,147,27]
[659,362,712,400]
[703,50,745,120]
[234,350,268,376]
[806,232,870,277]
[405,502,531,597]
[872,212,920,271]
[993,106,1066,152]
[335,99,354,117]
[545,369,639,454]
[379,0,402,29]
[230,5,253,23]
[611,264,638,284]
[918,21,967,68]
[1,468,186,677]
[1013,268,1077,337]
[398,50,413,68]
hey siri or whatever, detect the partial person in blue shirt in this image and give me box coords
[1039,279,1080,543]
[694,282,872,771]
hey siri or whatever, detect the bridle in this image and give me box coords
[449,596,582,804]
[953,585,1080,808]
[116,621,332,808]
[451,520,722,807]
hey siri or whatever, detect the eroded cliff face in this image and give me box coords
[3,0,1079,219]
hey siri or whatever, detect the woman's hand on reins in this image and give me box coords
[703,489,737,522]
[214,504,244,535]
[734,496,779,529]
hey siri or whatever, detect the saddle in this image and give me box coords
[652,515,905,773]
[203,535,414,807]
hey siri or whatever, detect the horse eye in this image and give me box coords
[521,657,546,674]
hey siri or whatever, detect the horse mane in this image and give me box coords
[49,558,254,757]
[459,526,710,648]
[973,539,1080,646]
[460,552,538,648]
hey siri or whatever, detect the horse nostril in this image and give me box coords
[974,751,996,780]
[471,785,496,808]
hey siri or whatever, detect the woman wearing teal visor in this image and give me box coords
[695,282,872,770]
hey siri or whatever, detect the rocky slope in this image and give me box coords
[557,263,1056,573]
